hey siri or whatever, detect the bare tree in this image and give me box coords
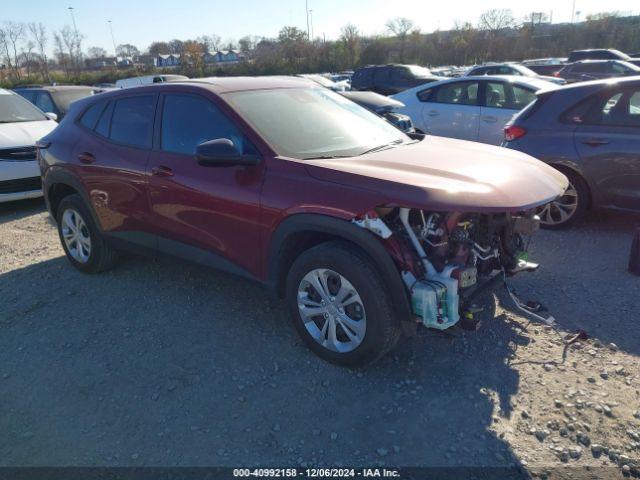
[28,22,49,80]
[116,43,139,58]
[386,17,415,62]
[87,46,107,58]
[199,34,221,53]
[0,22,25,79]
[340,24,360,66]
[478,9,515,33]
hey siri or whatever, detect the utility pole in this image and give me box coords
[571,0,576,23]
[68,6,80,68]
[108,20,117,56]
[305,0,310,40]
[309,9,314,40]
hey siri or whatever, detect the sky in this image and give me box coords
[6,0,639,55]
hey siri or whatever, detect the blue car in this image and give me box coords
[503,77,640,228]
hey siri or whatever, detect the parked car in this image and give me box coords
[297,74,349,92]
[392,76,555,145]
[0,88,57,203]
[14,85,95,121]
[464,63,566,85]
[503,77,640,228]
[38,76,566,365]
[567,49,630,62]
[298,76,413,133]
[555,60,640,83]
[340,90,415,133]
[115,74,188,88]
[351,64,443,95]
[521,58,567,76]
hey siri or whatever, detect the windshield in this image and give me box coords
[224,87,409,159]
[0,90,48,123]
[408,65,432,77]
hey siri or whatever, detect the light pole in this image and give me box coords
[309,9,314,40]
[305,0,310,40]
[68,7,80,67]
[571,0,577,23]
[108,20,117,56]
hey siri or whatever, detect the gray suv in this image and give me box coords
[557,60,640,83]
[503,77,640,228]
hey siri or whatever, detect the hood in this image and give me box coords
[303,136,568,212]
[340,91,404,113]
[0,120,57,149]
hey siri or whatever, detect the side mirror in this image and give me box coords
[45,112,58,121]
[196,138,259,167]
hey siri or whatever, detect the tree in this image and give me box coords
[27,22,49,80]
[340,23,360,66]
[148,41,170,56]
[168,39,184,55]
[478,9,515,33]
[238,35,260,54]
[0,22,25,79]
[386,17,414,62]
[199,34,221,53]
[87,46,107,58]
[116,43,139,58]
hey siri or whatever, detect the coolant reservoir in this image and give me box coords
[411,277,460,330]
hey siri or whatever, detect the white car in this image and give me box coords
[0,89,57,203]
[391,76,556,145]
[115,74,188,88]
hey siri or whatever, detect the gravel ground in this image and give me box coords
[1,198,639,479]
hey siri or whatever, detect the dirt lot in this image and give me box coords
[1,198,639,479]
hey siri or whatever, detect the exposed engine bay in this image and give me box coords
[354,207,541,330]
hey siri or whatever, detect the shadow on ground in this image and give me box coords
[510,210,640,357]
[0,198,47,226]
[0,251,527,476]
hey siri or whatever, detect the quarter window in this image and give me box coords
[109,95,155,148]
[35,92,55,113]
[95,102,114,137]
[79,101,107,130]
[160,94,250,155]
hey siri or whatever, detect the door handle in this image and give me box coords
[427,110,440,117]
[77,152,95,164]
[482,116,498,123]
[581,138,609,147]
[151,165,174,177]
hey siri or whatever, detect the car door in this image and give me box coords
[372,67,392,95]
[419,80,480,140]
[72,94,157,245]
[479,80,537,145]
[146,91,265,275]
[574,86,640,211]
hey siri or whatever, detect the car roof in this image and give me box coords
[411,75,554,90]
[169,76,316,94]
[14,85,95,92]
[539,76,640,94]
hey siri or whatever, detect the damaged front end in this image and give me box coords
[354,207,542,331]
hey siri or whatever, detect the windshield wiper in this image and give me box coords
[359,139,404,156]
[302,154,353,160]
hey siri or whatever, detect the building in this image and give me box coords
[155,54,181,67]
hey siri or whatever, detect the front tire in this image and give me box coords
[286,241,401,366]
[537,169,589,229]
[57,194,118,273]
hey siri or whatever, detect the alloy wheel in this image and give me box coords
[537,181,579,226]
[61,208,92,263]
[297,268,366,353]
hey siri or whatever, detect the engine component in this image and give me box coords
[452,266,477,289]
[410,277,460,330]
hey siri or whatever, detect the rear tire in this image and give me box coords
[286,241,401,366]
[56,194,118,273]
[538,169,589,230]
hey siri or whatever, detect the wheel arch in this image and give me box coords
[547,162,593,210]
[267,214,412,324]
[44,169,99,225]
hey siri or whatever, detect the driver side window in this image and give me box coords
[160,94,255,155]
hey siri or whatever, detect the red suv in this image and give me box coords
[39,77,566,365]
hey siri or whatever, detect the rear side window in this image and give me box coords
[79,101,107,130]
[433,81,479,106]
[417,87,433,102]
[109,95,156,148]
[160,94,252,155]
[485,81,536,109]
